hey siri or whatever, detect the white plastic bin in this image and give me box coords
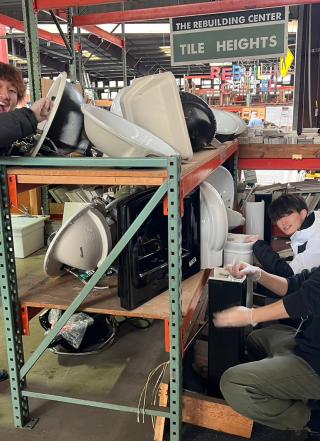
[223,233,254,266]
[11,216,45,258]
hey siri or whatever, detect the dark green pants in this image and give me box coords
[220,325,320,430]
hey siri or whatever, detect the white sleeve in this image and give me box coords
[289,246,320,274]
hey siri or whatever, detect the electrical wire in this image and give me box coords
[150,362,169,429]
[65,267,111,290]
[137,361,169,424]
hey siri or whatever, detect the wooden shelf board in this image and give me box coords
[239,143,320,158]
[19,270,210,321]
[8,143,238,191]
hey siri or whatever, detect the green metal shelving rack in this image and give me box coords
[0,155,183,440]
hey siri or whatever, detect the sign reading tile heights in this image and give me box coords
[170,7,288,65]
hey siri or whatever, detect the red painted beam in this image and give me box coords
[238,158,320,170]
[73,0,320,26]
[82,25,124,48]
[0,13,66,47]
[34,0,126,10]
[54,11,124,49]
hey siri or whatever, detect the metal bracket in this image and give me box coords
[24,417,39,430]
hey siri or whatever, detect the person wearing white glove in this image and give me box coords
[253,194,320,278]
[212,262,320,436]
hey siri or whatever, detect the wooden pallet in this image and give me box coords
[154,384,253,440]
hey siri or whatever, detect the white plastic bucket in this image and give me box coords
[223,248,253,266]
[223,233,254,266]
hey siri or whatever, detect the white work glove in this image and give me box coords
[213,306,257,328]
[31,97,53,123]
[226,261,262,282]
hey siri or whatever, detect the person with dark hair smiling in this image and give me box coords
[0,61,53,155]
[0,62,53,381]
[253,194,320,277]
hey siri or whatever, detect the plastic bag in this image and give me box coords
[59,313,94,349]
[48,308,62,327]
[48,310,94,349]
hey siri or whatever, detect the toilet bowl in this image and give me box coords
[223,233,255,266]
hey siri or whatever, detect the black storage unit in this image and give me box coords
[117,187,201,310]
[208,274,248,397]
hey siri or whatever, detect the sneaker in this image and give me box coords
[0,369,8,382]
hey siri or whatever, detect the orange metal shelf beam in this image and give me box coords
[163,141,238,216]
[180,141,238,200]
[238,158,320,170]
[74,0,320,26]
[34,0,126,10]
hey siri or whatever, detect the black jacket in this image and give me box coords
[283,267,320,375]
[253,239,294,277]
[253,212,316,277]
[0,108,38,154]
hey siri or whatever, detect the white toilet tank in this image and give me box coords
[223,233,256,266]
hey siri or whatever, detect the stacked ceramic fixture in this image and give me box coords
[206,166,245,231]
[82,104,176,158]
[44,203,113,277]
[205,166,254,266]
[84,71,193,160]
[114,71,193,160]
[211,108,247,143]
[223,233,255,266]
[32,72,88,157]
[200,182,228,269]
[30,73,247,159]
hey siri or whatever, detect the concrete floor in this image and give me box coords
[0,253,169,441]
[0,254,292,441]
[0,311,169,441]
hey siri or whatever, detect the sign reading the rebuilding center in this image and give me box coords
[170,7,288,65]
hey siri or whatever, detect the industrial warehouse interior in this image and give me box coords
[1,1,320,441]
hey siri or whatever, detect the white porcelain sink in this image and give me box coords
[211,108,246,136]
[44,205,111,277]
[31,72,67,156]
[120,72,193,161]
[206,166,235,208]
[82,104,176,158]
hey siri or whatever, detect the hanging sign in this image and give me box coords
[280,48,294,77]
[170,7,288,65]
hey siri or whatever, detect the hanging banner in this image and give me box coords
[170,7,288,65]
[280,48,294,77]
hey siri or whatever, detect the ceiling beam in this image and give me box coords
[74,0,320,26]
[0,13,66,47]
[7,39,67,72]
[34,0,126,10]
[84,33,148,76]
[54,11,124,49]
[82,25,124,48]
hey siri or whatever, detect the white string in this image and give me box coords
[137,361,169,424]
[150,362,169,429]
